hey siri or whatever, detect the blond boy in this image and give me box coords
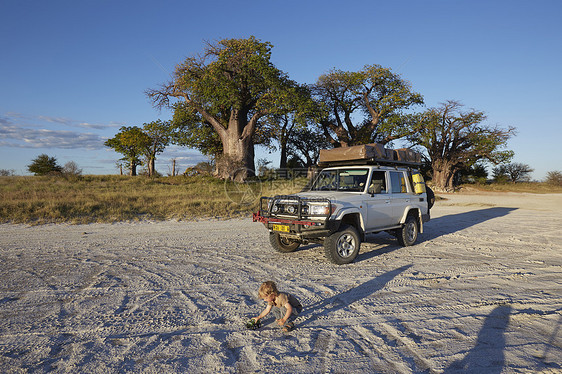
[254,281,302,332]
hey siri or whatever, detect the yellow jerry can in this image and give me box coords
[412,173,426,194]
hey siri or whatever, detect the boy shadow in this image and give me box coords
[299,264,412,327]
[444,304,512,373]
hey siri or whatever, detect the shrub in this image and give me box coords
[27,154,62,176]
[62,161,83,176]
[545,171,562,186]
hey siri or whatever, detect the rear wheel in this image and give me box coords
[269,233,300,253]
[324,224,361,265]
[426,187,435,210]
[397,215,419,247]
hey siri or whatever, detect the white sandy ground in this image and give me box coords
[0,192,561,373]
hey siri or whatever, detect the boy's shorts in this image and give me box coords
[273,305,303,327]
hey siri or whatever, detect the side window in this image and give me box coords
[390,171,407,194]
[368,171,387,194]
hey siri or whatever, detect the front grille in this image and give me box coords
[260,195,331,220]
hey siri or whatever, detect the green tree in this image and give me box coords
[287,125,331,168]
[104,126,150,176]
[260,84,319,168]
[312,64,424,147]
[410,101,515,191]
[148,36,296,181]
[492,164,510,183]
[455,163,488,184]
[170,103,222,159]
[27,154,62,176]
[493,162,534,183]
[142,120,172,177]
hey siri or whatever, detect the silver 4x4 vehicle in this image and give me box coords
[253,161,434,265]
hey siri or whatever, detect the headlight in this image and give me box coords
[307,204,336,216]
[266,198,275,211]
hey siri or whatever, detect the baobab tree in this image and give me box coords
[410,101,515,191]
[313,65,424,147]
[147,36,296,181]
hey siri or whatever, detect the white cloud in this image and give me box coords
[39,114,122,130]
[4,112,122,130]
[0,113,209,174]
[0,122,106,150]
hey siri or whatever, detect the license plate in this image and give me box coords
[272,224,290,232]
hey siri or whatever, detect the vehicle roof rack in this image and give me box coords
[317,158,422,168]
[317,144,422,168]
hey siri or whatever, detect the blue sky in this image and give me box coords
[1,0,561,179]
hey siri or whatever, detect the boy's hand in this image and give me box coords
[276,319,286,326]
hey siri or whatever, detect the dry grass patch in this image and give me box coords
[3,175,560,225]
[459,182,562,194]
[0,175,307,224]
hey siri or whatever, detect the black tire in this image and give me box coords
[426,187,435,210]
[397,215,419,247]
[323,224,361,265]
[269,233,300,253]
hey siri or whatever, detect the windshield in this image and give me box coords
[310,169,368,192]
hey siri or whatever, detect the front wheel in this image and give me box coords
[269,233,300,253]
[324,224,361,265]
[397,216,419,247]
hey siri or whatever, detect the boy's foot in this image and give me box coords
[283,322,294,332]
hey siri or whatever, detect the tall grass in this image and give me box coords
[0,175,307,224]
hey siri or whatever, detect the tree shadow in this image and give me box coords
[423,207,517,241]
[445,304,512,373]
[299,264,412,327]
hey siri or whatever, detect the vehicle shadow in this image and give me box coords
[357,235,401,262]
[298,264,412,327]
[295,238,401,264]
[297,207,517,262]
[364,208,517,259]
[444,304,511,373]
[423,207,517,241]
[295,243,321,252]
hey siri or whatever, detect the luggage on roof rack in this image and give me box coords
[317,144,422,167]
